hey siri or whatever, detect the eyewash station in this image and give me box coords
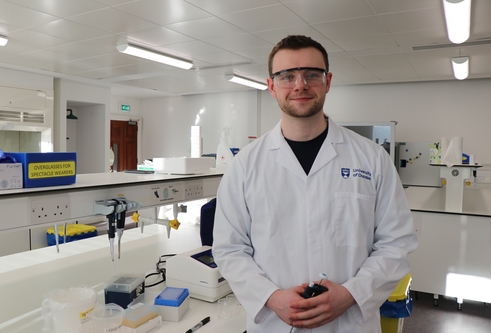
[402,137,491,309]
[0,148,246,333]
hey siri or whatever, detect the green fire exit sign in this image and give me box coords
[121,104,130,112]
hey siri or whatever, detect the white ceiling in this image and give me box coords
[0,0,490,98]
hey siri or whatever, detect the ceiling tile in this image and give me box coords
[7,0,106,17]
[183,0,279,16]
[160,40,223,57]
[203,34,271,51]
[334,34,398,51]
[193,51,250,66]
[355,53,419,80]
[0,1,58,27]
[68,8,158,34]
[220,4,306,33]
[329,57,380,82]
[367,0,441,14]
[471,0,491,39]
[165,17,246,40]
[115,0,212,26]
[313,16,388,40]
[253,25,343,53]
[125,27,194,47]
[31,19,111,41]
[391,29,449,48]
[378,7,445,34]
[284,0,376,24]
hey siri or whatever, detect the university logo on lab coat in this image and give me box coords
[341,168,350,179]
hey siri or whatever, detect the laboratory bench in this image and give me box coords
[0,170,224,255]
[0,169,244,332]
[0,224,246,333]
[404,184,491,307]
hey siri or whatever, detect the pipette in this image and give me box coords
[107,209,116,266]
[115,198,127,261]
[54,223,59,253]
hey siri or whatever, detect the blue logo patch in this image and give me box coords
[341,168,350,179]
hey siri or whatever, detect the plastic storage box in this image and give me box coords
[380,274,412,333]
[46,224,98,246]
[105,273,145,309]
[7,152,76,188]
[154,287,189,322]
[123,300,161,333]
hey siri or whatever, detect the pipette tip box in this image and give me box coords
[123,301,162,333]
[105,273,145,309]
[154,287,189,321]
[46,224,98,246]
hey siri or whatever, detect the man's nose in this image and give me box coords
[294,74,308,87]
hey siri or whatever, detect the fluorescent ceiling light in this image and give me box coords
[452,56,469,80]
[443,0,471,44]
[117,43,193,70]
[0,35,8,46]
[226,74,267,90]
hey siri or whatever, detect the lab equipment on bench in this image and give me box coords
[94,197,142,264]
[104,273,145,309]
[154,287,190,321]
[165,246,231,302]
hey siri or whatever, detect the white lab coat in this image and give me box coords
[212,117,418,333]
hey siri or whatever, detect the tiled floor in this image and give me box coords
[402,292,491,333]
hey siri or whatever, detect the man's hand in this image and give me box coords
[288,280,356,329]
[265,288,306,325]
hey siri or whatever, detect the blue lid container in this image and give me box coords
[154,287,189,307]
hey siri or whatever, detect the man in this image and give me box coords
[212,35,418,333]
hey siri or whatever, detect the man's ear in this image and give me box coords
[267,77,277,98]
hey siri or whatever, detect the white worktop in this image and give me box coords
[404,183,491,216]
[0,169,225,197]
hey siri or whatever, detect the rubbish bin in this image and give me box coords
[380,274,412,333]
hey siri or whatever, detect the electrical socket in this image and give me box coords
[475,176,491,183]
[30,194,70,225]
[184,180,203,200]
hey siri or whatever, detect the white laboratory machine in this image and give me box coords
[165,246,231,302]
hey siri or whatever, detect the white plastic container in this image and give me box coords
[153,157,213,174]
[42,287,97,333]
[90,303,125,333]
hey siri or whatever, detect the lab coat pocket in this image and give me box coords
[334,192,376,247]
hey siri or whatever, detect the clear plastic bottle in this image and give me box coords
[216,127,234,168]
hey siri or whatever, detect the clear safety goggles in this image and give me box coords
[271,67,327,88]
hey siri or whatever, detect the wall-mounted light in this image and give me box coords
[0,35,8,46]
[452,56,469,80]
[117,43,193,70]
[443,0,471,44]
[226,74,267,90]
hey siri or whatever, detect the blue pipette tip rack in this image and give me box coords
[155,287,189,307]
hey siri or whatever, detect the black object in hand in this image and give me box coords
[301,283,328,299]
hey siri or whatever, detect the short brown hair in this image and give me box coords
[268,35,329,77]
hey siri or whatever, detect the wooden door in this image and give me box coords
[110,120,138,172]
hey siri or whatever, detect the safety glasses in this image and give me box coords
[271,67,327,88]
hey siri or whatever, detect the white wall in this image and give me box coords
[54,79,111,173]
[260,78,491,165]
[140,91,258,160]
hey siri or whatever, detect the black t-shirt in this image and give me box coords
[285,124,328,175]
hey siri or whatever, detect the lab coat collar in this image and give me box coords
[269,115,344,179]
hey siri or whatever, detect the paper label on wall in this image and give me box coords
[28,161,76,179]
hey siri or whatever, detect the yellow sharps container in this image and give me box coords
[380,274,412,333]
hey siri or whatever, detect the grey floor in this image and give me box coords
[402,292,491,333]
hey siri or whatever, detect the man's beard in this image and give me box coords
[278,96,325,118]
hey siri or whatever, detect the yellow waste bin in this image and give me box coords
[380,274,412,333]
